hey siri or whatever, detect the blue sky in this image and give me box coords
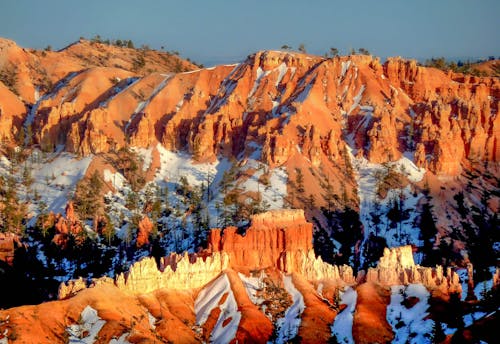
[1,0,498,65]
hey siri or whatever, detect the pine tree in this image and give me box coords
[430,320,446,343]
[102,214,115,246]
[419,194,438,265]
[295,168,304,193]
[329,47,339,57]
[307,193,316,209]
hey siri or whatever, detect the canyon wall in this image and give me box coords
[2,42,498,177]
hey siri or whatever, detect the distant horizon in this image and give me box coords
[1,0,498,66]
[2,34,498,68]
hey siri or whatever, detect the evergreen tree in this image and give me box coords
[102,214,115,246]
[329,47,339,57]
[73,170,102,219]
[419,194,438,265]
[431,320,446,343]
[295,168,304,193]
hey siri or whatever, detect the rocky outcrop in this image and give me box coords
[208,209,355,283]
[136,215,153,247]
[58,277,87,299]
[2,40,497,182]
[67,210,354,296]
[53,201,83,247]
[208,209,313,269]
[0,232,20,264]
[0,82,25,143]
[366,246,462,296]
[115,252,230,294]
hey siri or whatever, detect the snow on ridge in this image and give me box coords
[341,60,351,77]
[331,287,357,344]
[275,275,305,343]
[67,305,106,344]
[248,66,271,99]
[238,271,266,306]
[132,74,173,116]
[348,85,365,114]
[387,284,433,344]
[100,77,140,108]
[295,79,314,103]
[275,62,288,87]
[24,72,80,144]
[195,273,241,344]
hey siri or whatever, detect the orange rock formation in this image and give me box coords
[366,245,462,297]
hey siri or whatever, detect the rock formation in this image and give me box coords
[1,43,497,177]
[366,245,462,296]
[64,210,354,296]
[136,215,153,247]
[0,232,19,264]
[207,209,313,270]
[115,252,230,293]
[53,201,83,247]
[58,277,87,300]
[2,209,495,343]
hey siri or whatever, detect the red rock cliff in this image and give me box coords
[207,209,313,270]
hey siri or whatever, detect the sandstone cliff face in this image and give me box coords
[0,38,498,184]
[115,252,230,293]
[15,50,496,179]
[68,210,354,296]
[0,232,19,264]
[0,37,196,147]
[0,83,25,143]
[208,209,313,269]
[208,209,355,283]
[366,245,462,296]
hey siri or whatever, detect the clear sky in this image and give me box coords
[1,0,498,65]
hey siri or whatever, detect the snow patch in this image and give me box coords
[26,151,92,223]
[148,312,157,330]
[275,63,288,87]
[133,147,153,171]
[341,61,351,79]
[473,267,496,300]
[237,159,288,210]
[275,275,305,343]
[195,273,241,344]
[67,305,106,344]
[103,169,127,190]
[109,333,131,344]
[155,144,218,188]
[238,271,266,306]
[387,284,434,344]
[331,287,357,344]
